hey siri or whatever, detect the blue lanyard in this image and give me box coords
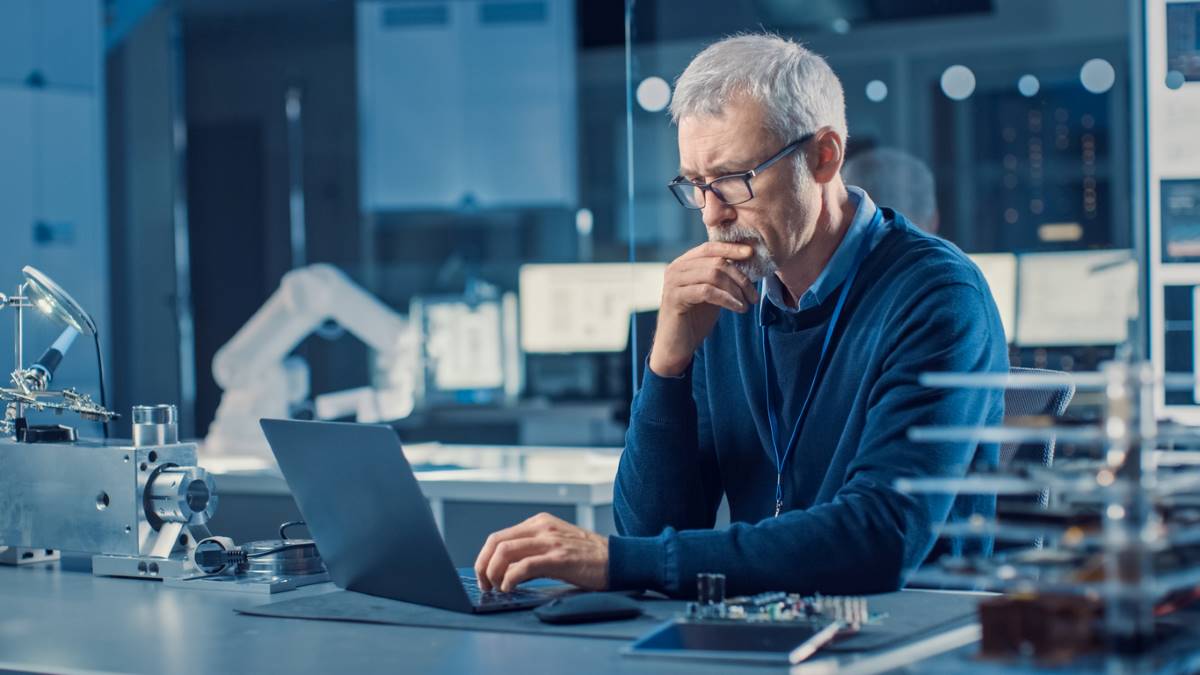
[762,209,882,517]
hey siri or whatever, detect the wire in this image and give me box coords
[279,520,307,540]
[93,331,108,440]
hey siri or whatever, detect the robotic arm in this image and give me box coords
[204,264,416,460]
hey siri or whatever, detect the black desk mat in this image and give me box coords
[237,590,678,640]
[237,588,980,650]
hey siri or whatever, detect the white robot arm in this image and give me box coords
[204,264,415,460]
[212,264,406,390]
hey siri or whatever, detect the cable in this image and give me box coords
[94,331,108,440]
[276,516,304,538]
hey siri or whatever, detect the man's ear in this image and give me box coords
[808,127,844,185]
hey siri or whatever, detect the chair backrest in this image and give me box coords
[1000,366,1076,469]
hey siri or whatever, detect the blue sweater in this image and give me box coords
[610,210,1007,597]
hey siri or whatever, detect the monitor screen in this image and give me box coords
[519,263,666,353]
[423,300,505,391]
[1015,250,1137,346]
[968,253,1017,344]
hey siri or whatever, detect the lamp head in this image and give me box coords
[21,266,97,336]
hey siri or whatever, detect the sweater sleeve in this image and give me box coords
[611,347,724,545]
[607,282,1006,596]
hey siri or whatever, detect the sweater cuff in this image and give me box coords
[608,532,669,591]
[634,358,694,423]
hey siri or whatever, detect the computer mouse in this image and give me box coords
[534,592,644,625]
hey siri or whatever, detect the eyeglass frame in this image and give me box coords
[667,133,816,210]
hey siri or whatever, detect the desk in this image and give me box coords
[0,558,982,675]
[203,445,622,567]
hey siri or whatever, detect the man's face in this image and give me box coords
[677,97,817,283]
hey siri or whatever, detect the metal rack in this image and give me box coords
[900,359,1200,658]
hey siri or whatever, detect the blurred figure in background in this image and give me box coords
[843,147,939,235]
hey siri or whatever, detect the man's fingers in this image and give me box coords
[678,284,747,313]
[716,260,758,300]
[484,537,553,591]
[672,262,759,305]
[499,552,561,593]
[474,512,562,590]
[679,241,754,261]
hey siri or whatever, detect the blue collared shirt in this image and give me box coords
[762,186,887,317]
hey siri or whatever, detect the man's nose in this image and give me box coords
[702,198,736,231]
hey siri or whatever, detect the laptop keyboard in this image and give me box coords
[460,575,543,606]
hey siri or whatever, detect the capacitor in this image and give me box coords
[697,572,726,606]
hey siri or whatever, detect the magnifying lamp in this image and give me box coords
[3,266,111,436]
[22,265,98,336]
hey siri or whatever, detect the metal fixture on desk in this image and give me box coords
[0,266,119,565]
[901,359,1200,665]
[0,266,119,439]
[0,265,326,593]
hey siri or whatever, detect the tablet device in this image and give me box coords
[622,618,840,665]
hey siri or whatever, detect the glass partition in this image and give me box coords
[624,0,1137,376]
[101,1,647,447]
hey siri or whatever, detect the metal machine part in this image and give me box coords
[133,404,179,447]
[239,538,324,577]
[0,546,60,565]
[171,523,329,595]
[0,426,219,580]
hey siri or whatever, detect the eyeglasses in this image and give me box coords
[667,134,815,210]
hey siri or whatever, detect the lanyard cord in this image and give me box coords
[762,210,881,517]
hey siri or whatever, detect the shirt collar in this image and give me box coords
[762,185,880,317]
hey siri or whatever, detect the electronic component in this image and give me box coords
[627,572,882,665]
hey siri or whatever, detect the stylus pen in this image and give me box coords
[788,620,843,665]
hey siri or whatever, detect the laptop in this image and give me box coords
[259,418,572,613]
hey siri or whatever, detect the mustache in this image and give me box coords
[708,225,764,245]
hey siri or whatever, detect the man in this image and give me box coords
[474,34,1006,597]
[842,147,940,234]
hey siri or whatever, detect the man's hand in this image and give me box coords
[473,513,609,593]
[649,242,759,377]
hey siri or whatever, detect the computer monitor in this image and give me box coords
[1015,250,1138,347]
[518,263,666,354]
[967,253,1017,344]
[411,292,520,405]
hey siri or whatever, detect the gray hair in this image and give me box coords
[842,147,938,231]
[670,33,848,147]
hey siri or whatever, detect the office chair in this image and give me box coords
[999,366,1076,476]
[996,366,1075,551]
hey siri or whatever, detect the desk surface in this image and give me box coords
[0,558,982,675]
[205,443,622,504]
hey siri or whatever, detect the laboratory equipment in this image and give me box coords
[624,571,877,665]
[900,360,1200,665]
[0,265,118,437]
[171,520,328,594]
[0,265,322,593]
[206,263,418,460]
